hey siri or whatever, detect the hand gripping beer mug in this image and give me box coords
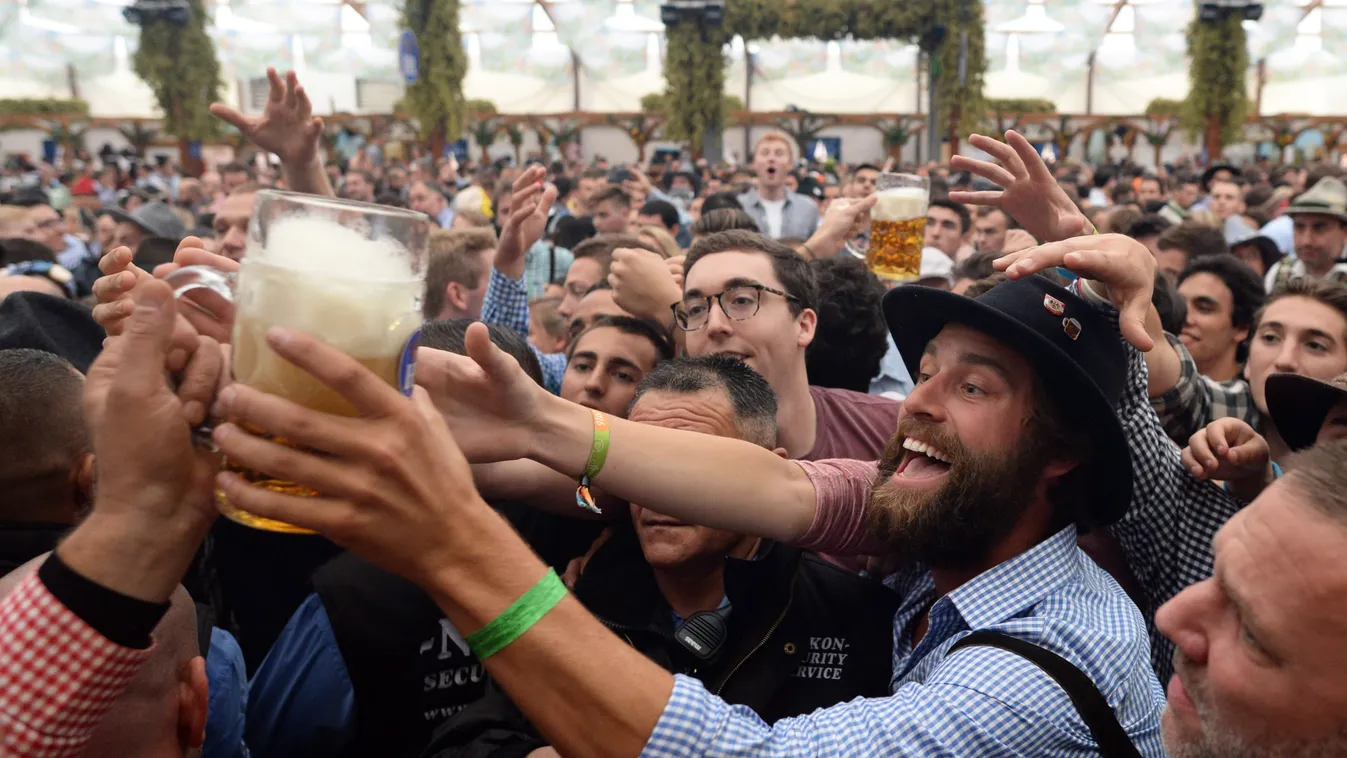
[866,173,930,281]
[166,191,430,532]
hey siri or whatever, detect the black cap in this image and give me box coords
[0,292,105,373]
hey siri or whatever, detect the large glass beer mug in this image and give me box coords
[865,173,930,282]
[166,191,430,532]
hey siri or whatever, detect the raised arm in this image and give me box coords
[210,68,333,198]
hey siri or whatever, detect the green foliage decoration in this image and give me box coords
[1181,15,1249,156]
[663,0,986,157]
[400,0,467,157]
[130,0,221,140]
[985,98,1056,115]
[0,99,89,116]
[1144,98,1184,117]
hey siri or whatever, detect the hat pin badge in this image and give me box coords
[1063,317,1082,341]
[1043,294,1066,317]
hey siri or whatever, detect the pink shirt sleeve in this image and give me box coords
[0,572,151,758]
[793,459,886,556]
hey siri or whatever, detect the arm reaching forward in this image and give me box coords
[416,326,820,545]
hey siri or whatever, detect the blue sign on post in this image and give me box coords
[399,30,420,84]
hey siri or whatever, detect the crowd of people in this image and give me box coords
[1,66,1346,758]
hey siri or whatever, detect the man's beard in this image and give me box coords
[1165,653,1347,758]
[864,419,1053,571]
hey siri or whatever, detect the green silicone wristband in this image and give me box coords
[464,569,568,660]
[584,411,611,480]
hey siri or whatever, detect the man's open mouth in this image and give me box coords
[894,437,953,480]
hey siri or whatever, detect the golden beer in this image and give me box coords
[220,254,424,533]
[866,185,929,281]
[166,190,431,533]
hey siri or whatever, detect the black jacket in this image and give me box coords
[307,503,605,758]
[423,527,898,758]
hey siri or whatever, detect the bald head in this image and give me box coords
[0,557,207,756]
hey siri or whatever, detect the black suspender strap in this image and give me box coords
[948,630,1144,758]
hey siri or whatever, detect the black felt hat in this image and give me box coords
[882,276,1132,527]
[0,292,105,373]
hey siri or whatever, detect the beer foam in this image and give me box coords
[255,215,413,282]
[873,187,929,222]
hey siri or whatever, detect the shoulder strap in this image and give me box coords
[948,630,1143,758]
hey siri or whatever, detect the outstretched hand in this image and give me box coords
[993,234,1156,351]
[950,131,1090,243]
[210,68,322,167]
[502,165,558,253]
[415,322,551,465]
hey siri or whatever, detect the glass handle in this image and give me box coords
[161,265,238,449]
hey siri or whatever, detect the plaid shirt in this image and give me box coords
[1149,333,1262,443]
[480,266,566,395]
[1080,299,1247,685]
[642,523,1167,756]
[523,241,573,300]
[0,573,150,757]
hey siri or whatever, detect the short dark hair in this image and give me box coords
[566,315,675,364]
[700,192,744,214]
[631,354,778,449]
[1157,221,1229,263]
[0,238,56,267]
[1179,254,1266,350]
[422,228,497,319]
[591,186,630,210]
[684,230,817,315]
[805,257,889,393]
[691,208,760,238]
[0,349,86,516]
[551,215,596,249]
[928,198,971,233]
[952,251,999,282]
[638,199,680,231]
[963,273,1008,298]
[1152,271,1187,335]
[420,319,544,387]
[1121,213,1173,240]
[1093,167,1115,189]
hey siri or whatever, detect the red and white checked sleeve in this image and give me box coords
[0,572,152,758]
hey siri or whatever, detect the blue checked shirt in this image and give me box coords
[480,266,567,395]
[642,527,1167,757]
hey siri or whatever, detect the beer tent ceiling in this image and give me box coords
[0,0,1343,118]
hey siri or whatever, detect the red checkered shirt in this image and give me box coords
[0,572,151,757]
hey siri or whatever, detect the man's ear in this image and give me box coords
[446,282,469,312]
[178,655,209,750]
[1043,459,1079,483]
[796,307,817,350]
[72,452,95,515]
[771,447,789,460]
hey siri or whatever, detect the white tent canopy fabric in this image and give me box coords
[0,0,1344,118]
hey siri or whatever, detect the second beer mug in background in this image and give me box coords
[866,173,930,282]
[166,190,430,533]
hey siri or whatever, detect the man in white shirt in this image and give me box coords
[736,133,819,240]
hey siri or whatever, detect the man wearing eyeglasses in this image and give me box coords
[677,230,899,460]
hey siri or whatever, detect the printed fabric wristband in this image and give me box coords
[575,410,610,514]
[464,569,568,660]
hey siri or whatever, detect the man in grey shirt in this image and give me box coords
[736,133,819,240]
